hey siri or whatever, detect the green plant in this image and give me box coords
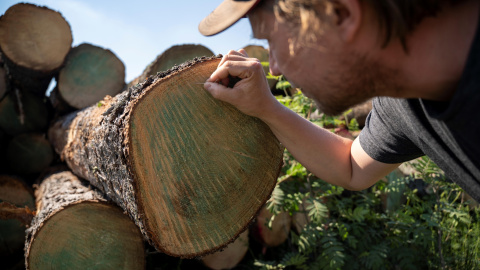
[250,71,480,270]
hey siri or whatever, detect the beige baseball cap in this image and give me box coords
[199,0,262,36]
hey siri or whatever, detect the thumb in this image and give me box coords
[203,82,238,104]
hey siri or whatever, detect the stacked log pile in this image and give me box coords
[0,1,375,269]
[0,3,289,270]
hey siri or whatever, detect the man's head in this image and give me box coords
[199,0,447,115]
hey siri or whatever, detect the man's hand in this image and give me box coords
[204,49,279,118]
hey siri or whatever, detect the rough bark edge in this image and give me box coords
[50,55,284,258]
[127,44,214,89]
[24,170,108,269]
[122,55,284,258]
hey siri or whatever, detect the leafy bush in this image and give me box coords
[252,74,480,269]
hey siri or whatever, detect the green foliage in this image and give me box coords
[249,73,480,269]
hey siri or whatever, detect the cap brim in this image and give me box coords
[199,0,261,36]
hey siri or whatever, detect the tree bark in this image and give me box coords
[48,56,284,258]
[56,43,125,110]
[0,3,72,96]
[25,170,145,270]
[128,44,214,88]
[0,175,35,258]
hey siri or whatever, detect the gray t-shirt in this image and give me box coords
[359,16,480,202]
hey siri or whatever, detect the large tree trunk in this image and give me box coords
[54,43,125,110]
[25,170,145,270]
[48,56,284,258]
[128,44,214,88]
[0,3,72,96]
[0,175,35,259]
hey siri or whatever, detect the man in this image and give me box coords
[198,0,480,201]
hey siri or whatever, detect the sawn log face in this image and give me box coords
[48,56,284,258]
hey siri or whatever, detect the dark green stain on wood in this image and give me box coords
[129,59,283,256]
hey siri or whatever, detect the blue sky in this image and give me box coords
[0,0,267,82]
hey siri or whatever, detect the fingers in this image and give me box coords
[207,60,264,83]
[203,81,239,104]
[238,48,248,57]
[218,53,259,68]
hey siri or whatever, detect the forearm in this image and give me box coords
[259,101,356,188]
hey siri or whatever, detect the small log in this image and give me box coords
[242,45,277,91]
[128,44,214,88]
[6,133,53,175]
[0,175,35,257]
[0,90,49,136]
[0,3,72,96]
[292,199,311,233]
[252,205,292,247]
[345,99,372,128]
[56,43,125,109]
[48,56,284,258]
[201,229,249,270]
[25,170,145,270]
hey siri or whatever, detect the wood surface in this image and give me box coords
[57,43,125,109]
[25,170,145,270]
[0,175,34,258]
[48,56,284,258]
[0,3,72,96]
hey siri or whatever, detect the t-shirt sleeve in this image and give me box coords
[359,97,424,164]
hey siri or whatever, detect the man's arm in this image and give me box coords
[204,50,400,190]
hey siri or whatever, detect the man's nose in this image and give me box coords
[269,52,282,76]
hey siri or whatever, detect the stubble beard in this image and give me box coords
[307,52,400,116]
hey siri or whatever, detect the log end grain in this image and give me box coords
[0,175,35,256]
[126,58,284,257]
[58,43,125,109]
[27,202,145,270]
[0,3,72,72]
[201,229,249,270]
[25,171,145,270]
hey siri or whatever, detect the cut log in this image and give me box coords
[242,45,277,91]
[0,3,72,96]
[0,175,35,258]
[292,199,311,233]
[252,205,292,247]
[201,229,249,270]
[344,99,372,128]
[48,56,284,258]
[25,170,145,270]
[6,133,53,175]
[0,90,49,136]
[129,44,214,87]
[56,43,125,109]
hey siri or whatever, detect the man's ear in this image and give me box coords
[333,0,362,43]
